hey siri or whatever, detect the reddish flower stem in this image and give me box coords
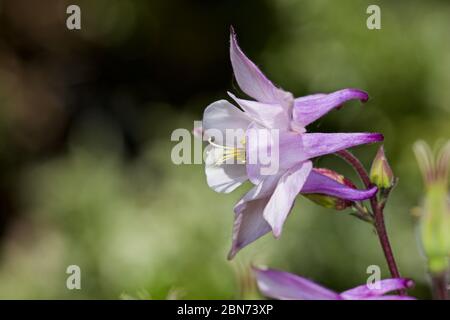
[336,150,405,294]
[431,273,449,300]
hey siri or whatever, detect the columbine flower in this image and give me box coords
[203,28,383,259]
[413,140,450,275]
[253,267,415,300]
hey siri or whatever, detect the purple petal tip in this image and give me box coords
[227,247,237,260]
[371,133,384,142]
[349,88,369,103]
[272,227,282,239]
[353,186,378,201]
[367,185,378,198]
[230,26,237,43]
[404,279,415,289]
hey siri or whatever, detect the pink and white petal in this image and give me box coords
[253,267,341,300]
[340,278,415,300]
[293,89,369,127]
[263,161,313,237]
[301,133,383,160]
[205,145,248,193]
[230,27,293,106]
[228,92,290,130]
[203,100,251,145]
[301,170,378,201]
[228,175,282,259]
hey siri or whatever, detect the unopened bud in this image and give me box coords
[304,168,356,210]
[420,183,450,274]
[370,146,394,189]
[414,140,450,274]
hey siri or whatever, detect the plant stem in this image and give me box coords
[431,273,449,300]
[336,150,405,294]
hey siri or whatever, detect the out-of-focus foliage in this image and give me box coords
[0,0,449,298]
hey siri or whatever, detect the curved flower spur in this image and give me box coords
[202,27,383,259]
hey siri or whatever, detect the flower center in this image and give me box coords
[208,137,246,165]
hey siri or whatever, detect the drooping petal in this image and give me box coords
[228,92,290,130]
[228,198,271,259]
[300,133,384,160]
[253,267,341,300]
[230,27,293,107]
[205,145,248,193]
[228,175,282,259]
[301,170,377,200]
[263,161,313,237]
[340,278,415,300]
[203,100,251,146]
[293,89,369,127]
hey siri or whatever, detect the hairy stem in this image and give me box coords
[336,150,405,294]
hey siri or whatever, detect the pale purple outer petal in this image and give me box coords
[228,92,290,130]
[263,161,313,237]
[203,99,251,146]
[300,133,384,160]
[228,198,271,259]
[340,278,415,300]
[230,27,293,107]
[248,131,384,176]
[228,175,281,259]
[253,267,342,300]
[293,89,369,127]
[301,170,378,200]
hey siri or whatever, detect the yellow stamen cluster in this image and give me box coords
[208,138,246,165]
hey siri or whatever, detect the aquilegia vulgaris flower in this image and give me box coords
[203,27,383,259]
[253,267,416,300]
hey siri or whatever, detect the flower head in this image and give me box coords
[253,266,415,300]
[203,27,382,258]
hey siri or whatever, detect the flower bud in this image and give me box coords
[414,140,450,274]
[304,168,356,210]
[420,183,450,274]
[370,146,394,189]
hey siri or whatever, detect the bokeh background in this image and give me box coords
[0,0,448,299]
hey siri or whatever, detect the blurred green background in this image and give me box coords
[0,0,449,299]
